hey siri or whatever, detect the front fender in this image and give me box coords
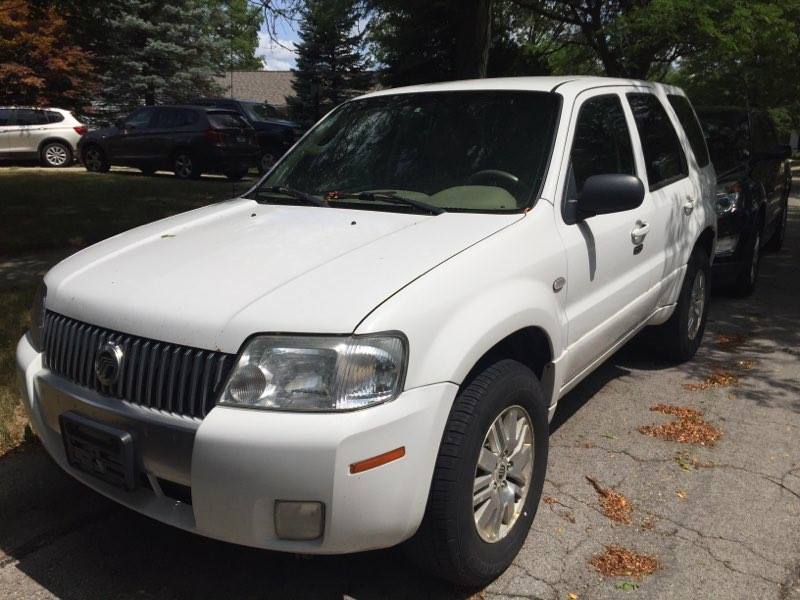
[356,208,566,397]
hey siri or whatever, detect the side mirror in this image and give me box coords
[576,174,645,220]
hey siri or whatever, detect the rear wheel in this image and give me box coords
[405,359,549,588]
[653,248,710,362]
[41,142,72,168]
[173,152,201,179]
[82,145,110,172]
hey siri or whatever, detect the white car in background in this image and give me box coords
[17,77,716,587]
[0,107,87,167]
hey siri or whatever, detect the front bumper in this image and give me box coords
[16,334,456,553]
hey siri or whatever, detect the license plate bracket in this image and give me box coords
[59,411,136,491]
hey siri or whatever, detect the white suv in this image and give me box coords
[17,77,715,586]
[0,107,86,167]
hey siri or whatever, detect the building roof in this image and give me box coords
[213,71,295,107]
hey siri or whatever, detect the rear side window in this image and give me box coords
[667,95,709,168]
[15,109,48,125]
[152,108,198,128]
[44,111,65,123]
[0,108,12,126]
[208,112,250,129]
[627,93,688,190]
[568,94,636,197]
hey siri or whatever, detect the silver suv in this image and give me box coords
[0,107,86,167]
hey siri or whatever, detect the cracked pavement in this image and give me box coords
[1,191,798,600]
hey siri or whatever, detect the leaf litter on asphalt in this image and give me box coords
[589,545,660,578]
[638,404,721,447]
[682,369,738,391]
[585,475,632,524]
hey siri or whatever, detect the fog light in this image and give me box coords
[715,235,739,256]
[274,501,324,540]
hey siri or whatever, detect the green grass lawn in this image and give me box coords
[0,166,251,454]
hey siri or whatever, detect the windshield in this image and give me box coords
[242,101,280,122]
[250,91,561,213]
[697,109,750,173]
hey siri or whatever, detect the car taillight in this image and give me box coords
[73,126,88,135]
[205,128,225,143]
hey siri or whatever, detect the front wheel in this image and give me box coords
[653,248,711,362]
[173,152,201,180]
[405,359,549,587]
[82,145,110,172]
[41,141,72,167]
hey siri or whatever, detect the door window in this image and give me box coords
[124,108,154,130]
[568,94,636,197]
[0,109,12,126]
[15,109,48,126]
[667,95,710,167]
[627,93,688,190]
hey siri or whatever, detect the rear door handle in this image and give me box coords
[631,220,650,245]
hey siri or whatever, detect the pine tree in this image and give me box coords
[216,0,265,71]
[98,0,227,112]
[287,0,371,127]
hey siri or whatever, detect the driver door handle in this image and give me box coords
[683,197,696,215]
[631,220,650,245]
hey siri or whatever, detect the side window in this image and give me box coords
[152,108,178,129]
[568,94,636,197]
[667,94,710,168]
[179,109,199,126]
[45,111,65,124]
[627,93,688,190]
[0,109,12,126]
[125,108,154,129]
[16,109,47,126]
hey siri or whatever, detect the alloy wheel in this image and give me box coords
[473,405,534,543]
[44,144,68,167]
[687,269,706,340]
[174,154,193,178]
[84,148,103,171]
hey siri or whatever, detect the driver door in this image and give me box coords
[555,89,656,385]
[108,107,155,163]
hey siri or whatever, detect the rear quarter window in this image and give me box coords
[208,112,250,128]
[45,111,65,124]
[667,95,710,168]
[627,93,688,190]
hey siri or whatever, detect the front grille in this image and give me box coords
[43,312,235,419]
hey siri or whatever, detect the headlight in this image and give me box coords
[29,282,47,352]
[219,333,408,411]
[715,182,741,215]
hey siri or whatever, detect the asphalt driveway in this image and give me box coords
[1,194,798,600]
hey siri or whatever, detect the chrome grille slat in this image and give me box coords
[41,312,234,419]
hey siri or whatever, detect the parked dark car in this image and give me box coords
[189,98,302,173]
[696,106,792,294]
[78,105,260,181]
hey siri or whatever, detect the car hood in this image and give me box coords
[45,199,521,353]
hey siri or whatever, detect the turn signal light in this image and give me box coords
[349,446,405,474]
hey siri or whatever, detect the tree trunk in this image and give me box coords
[454,0,493,79]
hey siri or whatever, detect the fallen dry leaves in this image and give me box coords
[589,545,661,578]
[638,404,722,447]
[682,369,738,391]
[714,332,747,350]
[585,475,632,524]
[542,496,577,523]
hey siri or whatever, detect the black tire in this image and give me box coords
[256,145,281,174]
[731,228,760,297]
[40,141,73,168]
[224,166,249,182]
[405,359,549,588]
[654,247,711,362]
[173,152,201,180]
[82,145,110,173]
[764,198,788,252]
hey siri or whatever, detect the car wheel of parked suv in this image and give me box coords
[41,141,72,168]
[732,229,760,296]
[406,359,548,588]
[764,198,788,252]
[173,152,201,180]
[82,145,110,173]
[258,151,277,175]
[655,248,711,363]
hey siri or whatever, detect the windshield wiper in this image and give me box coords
[255,186,329,208]
[330,191,444,215]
